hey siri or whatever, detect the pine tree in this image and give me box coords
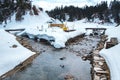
[110,0,120,24]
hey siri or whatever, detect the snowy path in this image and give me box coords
[4,36,100,80]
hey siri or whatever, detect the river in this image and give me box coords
[4,36,100,80]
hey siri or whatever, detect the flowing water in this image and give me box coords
[4,36,100,80]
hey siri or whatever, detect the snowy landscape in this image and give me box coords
[0,0,120,80]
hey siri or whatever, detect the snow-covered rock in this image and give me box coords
[0,30,35,76]
[100,44,120,80]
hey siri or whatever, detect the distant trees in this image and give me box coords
[110,0,120,24]
[0,0,44,23]
[0,0,15,23]
[48,6,84,21]
[15,0,32,21]
[0,0,32,23]
[0,0,120,25]
[48,0,120,24]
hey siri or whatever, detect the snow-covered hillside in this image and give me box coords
[0,11,50,29]
[0,30,35,76]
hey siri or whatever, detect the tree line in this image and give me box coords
[0,0,32,24]
[0,0,120,25]
[47,0,120,24]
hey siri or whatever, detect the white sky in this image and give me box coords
[32,0,112,11]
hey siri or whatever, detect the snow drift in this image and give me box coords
[100,26,120,80]
[0,29,35,76]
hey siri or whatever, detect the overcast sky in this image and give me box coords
[32,0,112,11]
[33,0,112,3]
[34,0,93,3]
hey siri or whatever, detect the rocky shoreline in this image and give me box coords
[1,34,110,80]
[82,35,110,80]
[0,37,40,80]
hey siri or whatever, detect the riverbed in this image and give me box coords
[4,36,100,80]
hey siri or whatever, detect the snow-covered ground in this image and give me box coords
[100,44,120,80]
[0,1,120,79]
[100,25,120,80]
[0,30,35,76]
[0,11,50,29]
[18,22,86,48]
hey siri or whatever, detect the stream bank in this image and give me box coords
[3,35,100,80]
